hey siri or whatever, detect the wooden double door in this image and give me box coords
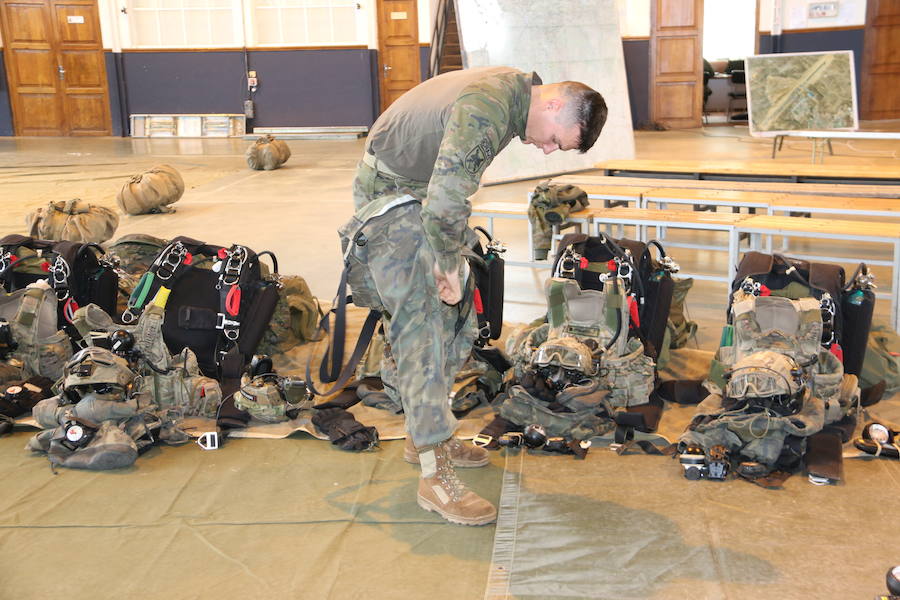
[0,0,111,135]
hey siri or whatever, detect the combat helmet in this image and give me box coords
[724,350,805,416]
[530,336,598,391]
[63,347,135,399]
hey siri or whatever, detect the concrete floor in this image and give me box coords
[2,125,900,599]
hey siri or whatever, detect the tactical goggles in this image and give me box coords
[532,344,593,373]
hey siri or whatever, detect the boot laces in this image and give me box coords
[436,444,465,501]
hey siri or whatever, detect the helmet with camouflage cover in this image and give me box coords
[63,347,135,395]
[530,336,597,375]
[725,350,804,415]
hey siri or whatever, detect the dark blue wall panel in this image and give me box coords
[758,28,864,100]
[420,44,431,81]
[104,52,124,137]
[121,48,374,128]
[246,48,374,127]
[622,38,650,129]
[0,54,14,136]
[122,51,246,115]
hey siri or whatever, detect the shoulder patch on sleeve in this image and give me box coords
[464,136,496,176]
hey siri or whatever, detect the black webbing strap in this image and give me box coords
[306,262,382,401]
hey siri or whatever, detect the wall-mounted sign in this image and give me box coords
[67,15,84,23]
[390,11,407,19]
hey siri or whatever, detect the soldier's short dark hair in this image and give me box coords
[561,82,608,153]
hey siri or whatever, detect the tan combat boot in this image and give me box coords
[404,435,490,467]
[416,441,497,526]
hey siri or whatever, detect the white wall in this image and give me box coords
[704,0,756,60]
[617,0,650,37]
[759,0,867,32]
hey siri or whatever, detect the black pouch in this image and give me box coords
[237,282,280,357]
[468,227,505,342]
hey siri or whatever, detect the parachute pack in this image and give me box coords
[0,235,119,327]
[679,286,862,486]
[121,236,280,393]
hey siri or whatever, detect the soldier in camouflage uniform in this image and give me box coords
[343,66,607,525]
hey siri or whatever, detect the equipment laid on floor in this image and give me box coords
[245,134,292,171]
[27,347,191,470]
[0,235,119,325]
[24,199,119,244]
[122,236,280,392]
[116,164,184,215]
[680,284,862,486]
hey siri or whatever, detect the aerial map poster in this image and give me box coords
[746,50,858,136]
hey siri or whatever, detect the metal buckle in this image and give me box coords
[478,323,492,339]
[197,431,219,450]
[215,313,240,340]
[659,256,680,274]
[472,433,493,448]
[740,277,761,296]
[219,246,248,287]
[121,310,137,324]
[557,249,580,278]
[51,256,71,300]
[486,239,507,255]
[0,252,12,273]
[154,242,187,281]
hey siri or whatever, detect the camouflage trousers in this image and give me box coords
[348,161,477,447]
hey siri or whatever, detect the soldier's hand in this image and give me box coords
[433,263,463,305]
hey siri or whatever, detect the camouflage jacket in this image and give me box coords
[366,67,540,272]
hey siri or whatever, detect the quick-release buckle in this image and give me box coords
[216,313,240,340]
[0,251,12,273]
[478,323,492,339]
[154,242,187,281]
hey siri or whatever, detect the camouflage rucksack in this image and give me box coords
[498,277,657,441]
[256,274,322,355]
[0,281,72,381]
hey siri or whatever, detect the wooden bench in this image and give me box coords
[592,159,900,184]
[553,174,900,199]
[469,201,592,268]
[581,207,752,283]
[736,215,900,330]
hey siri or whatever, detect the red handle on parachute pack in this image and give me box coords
[225,285,241,316]
[473,288,484,315]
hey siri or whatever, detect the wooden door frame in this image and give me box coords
[0,0,111,136]
[860,0,900,121]
[649,0,704,129]
[375,0,420,114]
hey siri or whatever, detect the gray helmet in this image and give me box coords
[63,347,135,394]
